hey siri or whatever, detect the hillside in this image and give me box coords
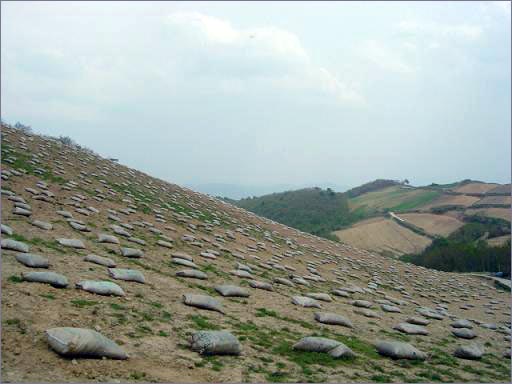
[233,178,510,259]
[232,181,442,241]
[335,180,510,258]
[235,188,351,240]
[1,124,511,383]
[347,185,442,216]
[400,216,511,275]
[397,213,464,237]
[345,179,402,198]
[333,217,432,257]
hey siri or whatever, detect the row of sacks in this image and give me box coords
[13,252,137,270]
[45,327,488,362]
[2,240,145,291]
[16,268,145,290]
[43,328,242,360]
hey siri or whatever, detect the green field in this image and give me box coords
[389,190,442,212]
[348,186,441,215]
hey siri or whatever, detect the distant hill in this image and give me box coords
[233,178,511,256]
[232,179,435,241]
[346,179,402,198]
[188,183,299,200]
[190,182,350,200]
[235,187,352,240]
[400,216,511,276]
[347,185,442,217]
[337,179,511,260]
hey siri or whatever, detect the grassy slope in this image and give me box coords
[234,183,457,242]
[333,217,432,256]
[235,180,503,247]
[348,186,442,215]
[336,182,505,257]
[235,188,350,239]
[345,179,400,198]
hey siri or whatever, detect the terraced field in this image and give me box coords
[454,183,500,195]
[419,194,481,211]
[465,208,510,222]
[348,186,442,215]
[338,177,510,258]
[472,195,512,207]
[398,213,464,237]
[486,184,511,195]
[1,125,511,383]
[333,218,432,256]
[487,235,511,247]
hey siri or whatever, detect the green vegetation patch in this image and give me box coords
[203,355,224,371]
[235,187,352,239]
[429,347,459,368]
[255,308,279,318]
[8,275,23,283]
[201,263,230,278]
[110,303,127,311]
[4,318,21,326]
[370,374,392,383]
[254,307,315,330]
[189,315,221,330]
[378,329,411,342]
[401,217,511,274]
[346,179,401,198]
[71,299,99,308]
[389,190,441,212]
[272,340,356,375]
[1,143,67,184]
[8,234,66,254]
[265,370,292,383]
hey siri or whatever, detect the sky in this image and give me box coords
[1,1,511,196]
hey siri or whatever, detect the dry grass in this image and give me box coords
[472,195,511,206]
[334,217,432,256]
[420,194,480,210]
[398,213,464,237]
[454,183,500,195]
[486,235,511,246]
[465,208,511,222]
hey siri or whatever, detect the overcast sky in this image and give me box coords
[2,1,511,192]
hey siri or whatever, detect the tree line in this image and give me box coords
[400,216,511,276]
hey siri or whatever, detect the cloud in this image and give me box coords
[2,7,365,125]
[402,41,418,52]
[315,68,364,104]
[397,20,483,41]
[446,25,483,40]
[492,1,511,15]
[1,2,509,188]
[361,19,486,75]
[167,12,240,45]
[357,19,485,75]
[164,12,364,106]
[359,39,414,74]
[167,12,308,59]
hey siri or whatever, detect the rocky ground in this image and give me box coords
[1,124,511,383]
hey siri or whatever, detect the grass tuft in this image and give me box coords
[71,299,98,308]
